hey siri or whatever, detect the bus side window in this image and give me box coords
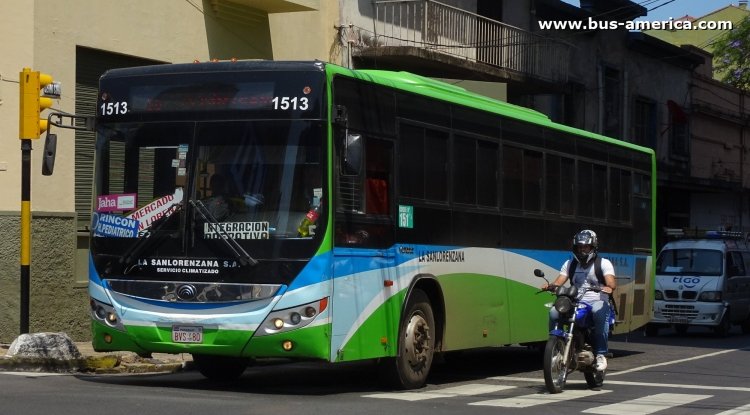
[334,137,394,248]
[366,177,388,214]
[365,138,392,215]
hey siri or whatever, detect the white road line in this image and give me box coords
[469,389,611,408]
[494,376,750,392]
[608,348,742,376]
[363,383,515,401]
[582,393,712,415]
[715,402,750,415]
[0,371,70,377]
[604,380,750,392]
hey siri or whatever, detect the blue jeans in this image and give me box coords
[548,299,612,356]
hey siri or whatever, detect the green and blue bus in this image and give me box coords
[89,60,655,388]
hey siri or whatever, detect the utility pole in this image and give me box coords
[18,67,55,334]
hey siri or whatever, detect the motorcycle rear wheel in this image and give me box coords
[543,336,567,394]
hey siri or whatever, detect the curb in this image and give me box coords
[0,354,192,374]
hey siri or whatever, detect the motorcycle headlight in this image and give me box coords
[554,297,574,314]
[699,291,722,302]
[654,290,663,300]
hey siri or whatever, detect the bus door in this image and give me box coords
[331,137,398,362]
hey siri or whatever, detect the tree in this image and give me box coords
[713,16,750,91]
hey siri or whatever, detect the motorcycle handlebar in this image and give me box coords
[535,284,602,295]
[535,284,558,294]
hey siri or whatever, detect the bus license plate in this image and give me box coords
[172,325,203,343]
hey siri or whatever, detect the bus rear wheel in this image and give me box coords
[379,289,435,390]
[192,354,250,381]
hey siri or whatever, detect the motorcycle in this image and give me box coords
[534,268,614,394]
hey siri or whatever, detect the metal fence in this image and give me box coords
[370,0,570,83]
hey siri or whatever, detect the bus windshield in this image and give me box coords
[91,119,325,279]
[656,249,723,276]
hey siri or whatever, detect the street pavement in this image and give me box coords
[0,335,192,374]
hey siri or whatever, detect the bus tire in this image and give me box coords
[379,289,435,390]
[192,354,249,381]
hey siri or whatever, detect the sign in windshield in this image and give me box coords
[657,249,723,276]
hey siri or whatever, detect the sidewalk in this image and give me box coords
[0,340,193,374]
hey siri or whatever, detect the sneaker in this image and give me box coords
[595,354,608,371]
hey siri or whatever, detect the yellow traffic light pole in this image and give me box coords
[18,68,54,334]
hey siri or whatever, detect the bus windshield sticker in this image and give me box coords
[203,221,270,240]
[92,213,140,238]
[96,193,137,213]
[313,187,322,206]
[127,187,184,233]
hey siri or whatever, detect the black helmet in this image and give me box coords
[572,229,598,265]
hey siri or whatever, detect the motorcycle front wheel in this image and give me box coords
[543,336,567,394]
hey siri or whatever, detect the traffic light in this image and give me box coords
[19,67,54,140]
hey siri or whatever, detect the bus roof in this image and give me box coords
[99,59,652,157]
[100,60,326,80]
[327,63,654,156]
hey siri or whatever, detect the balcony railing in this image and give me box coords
[366,0,570,83]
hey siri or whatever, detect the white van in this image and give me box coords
[647,230,750,336]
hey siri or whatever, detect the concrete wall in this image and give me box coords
[0,214,82,343]
[269,1,339,63]
[0,0,283,342]
[689,75,750,231]
[531,26,693,147]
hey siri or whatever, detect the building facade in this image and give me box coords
[0,0,332,342]
[648,4,750,237]
[1,0,735,341]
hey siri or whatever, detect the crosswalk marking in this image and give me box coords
[716,403,750,415]
[363,383,515,401]
[469,388,611,408]
[582,393,713,415]
[495,376,750,392]
[362,378,750,413]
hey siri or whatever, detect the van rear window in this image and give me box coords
[656,249,723,276]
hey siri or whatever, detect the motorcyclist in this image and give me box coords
[540,229,616,371]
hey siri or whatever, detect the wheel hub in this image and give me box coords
[404,314,431,367]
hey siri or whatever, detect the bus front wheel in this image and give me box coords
[379,289,435,390]
[192,354,250,381]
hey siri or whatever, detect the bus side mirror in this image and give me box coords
[343,133,362,176]
[41,132,58,176]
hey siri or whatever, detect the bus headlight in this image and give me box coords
[257,297,328,336]
[699,291,722,302]
[654,290,663,300]
[90,298,126,332]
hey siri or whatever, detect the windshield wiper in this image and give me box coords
[119,203,183,273]
[190,199,259,267]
